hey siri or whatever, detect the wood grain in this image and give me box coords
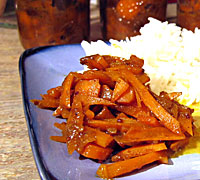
[0,28,40,180]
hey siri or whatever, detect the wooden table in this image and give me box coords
[0,27,40,179]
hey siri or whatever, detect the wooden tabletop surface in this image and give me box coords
[0,26,40,179]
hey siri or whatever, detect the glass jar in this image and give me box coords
[177,0,200,31]
[15,0,90,49]
[100,0,167,41]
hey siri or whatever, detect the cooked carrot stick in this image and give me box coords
[50,136,66,143]
[97,151,166,179]
[123,126,185,142]
[116,104,161,126]
[75,79,101,97]
[84,126,114,148]
[136,73,150,84]
[100,85,113,100]
[112,142,167,161]
[178,114,193,136]
[80,54,109,70]
[95,106,115,119]
[47,86,63,98]
[116,87,136,104]
[59,72,74,109]
[111,78,129,102]
[54,122,66,130]
[170,138,190,151]
[31,97,59,108]
[121,70,182,135]
[85,119,147,132]
[80,70,115,88]
[81,95,116,107]
[81,143,113,161]
[65,96,85,154]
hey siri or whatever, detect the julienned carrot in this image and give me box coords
[81,96,116,107]
[75,79,101,97]
[97,151,166,179]
[84,126,114,148]
[121,70,182,135]
[80,70,115,88]
[31,97,59,109]
[65,96,85,154]
[100,84,113,100]
[170,138,190,151]
[123,126,185,142]
[59,72,74,109]
[116,104,160,126]
[95,106,115,119]
[81,143,113,161]
[116,87,136,104]
[47,86,62,98]
[111,78,129,102]
[111,142,167,161]
[50,136,66,143]
[54,122,66,130]
[178,115,193,136]
[85,119,147,132]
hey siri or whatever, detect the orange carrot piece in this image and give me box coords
[136,73,150,84]
[116,103,160,126]
[81,95,116,107]
[95,106,115,119]
[81,143,113,161]
[137,115,161,127]
[111,78,129,102]
[85,109,95,119]
[80,54,109,70]
[53,106,62,117]
[47,86,63,98]
[54,122,66,130]
[100,85,113,100]
[93,54,109,69]
[121,70,182,135]
[97,151,165,179]
[59,72,74,109]
[66,96,85,154]
[31,97,59,109]
[80,70,115,88]
[85,119,147,132]
[123,126,185,142]
[75,79,101,97]
[117,87,136,104]
[50,136,66,143]
[112,142,167,161]
[84,126,114,148]
[170,138,190,151]
[178,115,193,136]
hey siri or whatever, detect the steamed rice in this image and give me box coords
[81,18,200,115]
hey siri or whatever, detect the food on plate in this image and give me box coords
[32,54,196,179]
[81,18,200,121]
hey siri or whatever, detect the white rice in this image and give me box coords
[81,17,200,108]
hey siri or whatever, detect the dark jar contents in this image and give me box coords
[100,0,167,41]
[177,0,200,31]
[15,0,90,49]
